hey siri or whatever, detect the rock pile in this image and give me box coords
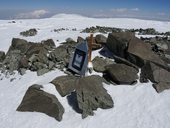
[20,28,38,37]
[1,38,77,76]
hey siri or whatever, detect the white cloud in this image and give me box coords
[110,8,140,13]
[16,9,49,19]
[131,8,139,11]
[157,12,166,16]
[111,8,128,13]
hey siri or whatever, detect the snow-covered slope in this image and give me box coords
[0,14,170,128]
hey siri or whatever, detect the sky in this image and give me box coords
[0,0,170,21]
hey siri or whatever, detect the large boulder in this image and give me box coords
[0,51,5,62]
[113,55,139,70]
[95,34,107,45]
[106,32,135,58]
[51,75,78,97]
[105,64,138,85]
[7,38,30,55]
[76,75,113,118]
[141,61,170,83]
[92,56,114,73]
[17,84,64,121]
[127,36,167,68]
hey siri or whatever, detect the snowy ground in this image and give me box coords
[0,14,170,128]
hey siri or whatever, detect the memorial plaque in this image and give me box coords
[68,41,88,76]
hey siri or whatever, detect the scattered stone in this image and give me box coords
[92,56,114,73]
[0,51,5,62]
[105,64,138,85]
[51,75,78,97]
[42,39,56,48]
[76,75,113,118]
[20,28,37,37]
[17,84,64,121]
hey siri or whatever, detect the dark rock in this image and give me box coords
[92,56,114,73]
[42,39,56,48]
[105,64,138,85]
[106,32,135,58]
[127,36,167,68]
[20,28,37,37]
[95,34,107,45]
[76,75,113,118]
[3,50,22,71]
[51,75,78,97]
[8,38,30,55]
[19,56,29,69]
[66,38,74,43]
[0,51,5,62]
[153,82,170,93]
[17,84,64,121]
[113,55,139,70]
[142,61,170,83]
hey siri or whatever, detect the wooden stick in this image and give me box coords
[88,34,93,62]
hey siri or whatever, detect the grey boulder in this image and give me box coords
[76,75,113,118]
[17,84,64,121]
[105,64,138,85]
[51,75,78,97]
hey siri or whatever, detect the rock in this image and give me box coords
[17,84,64,121]
[19,56,29,69]
[51,75,78,97]
[153,82,170,93]
[42,39,56,48]
[20,28,37,37]
[95,34,107,45]
[142,61,170,83]
[37,68,49,76]
[76,75,113,118]
[66,38,74,43]
[92,56,114,72]
[0,51,5,62]
[3,50,22,71]
[106,32,135,58]
[19,68,27,75]
[77,36,85,43]
[8,38,30,54]
[86,36,102,50]
[127,36,167,68]
[105,64,138,85]
[113,55,139,70]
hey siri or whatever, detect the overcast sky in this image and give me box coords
[0,0,170,21]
